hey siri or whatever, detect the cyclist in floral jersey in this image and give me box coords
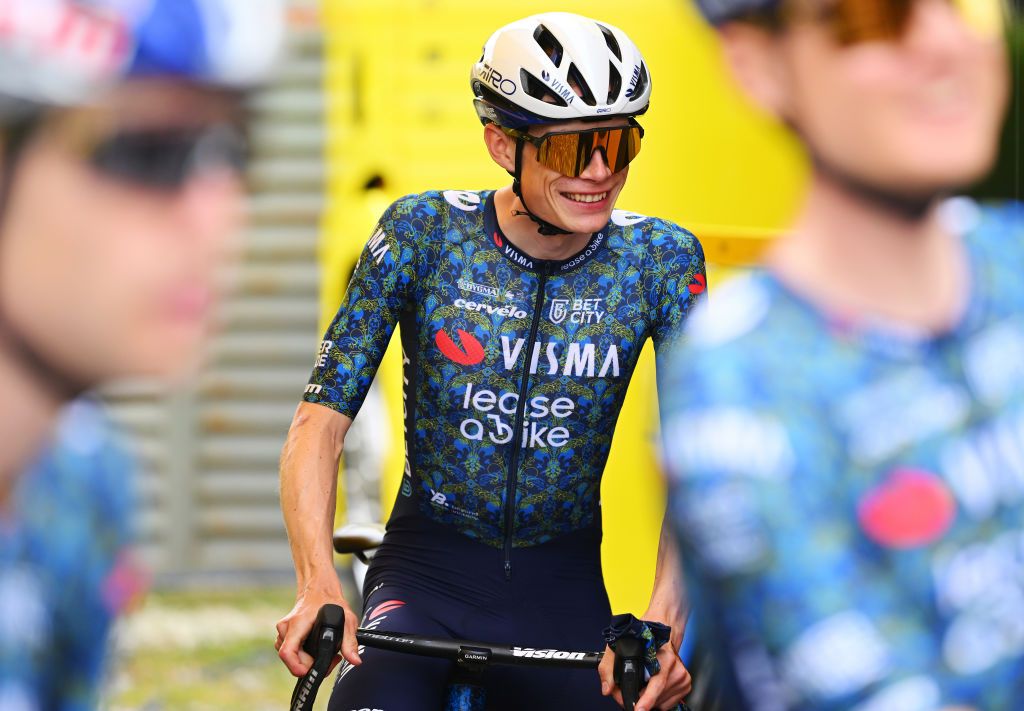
[276,12,706,711]
[661,0,1022,708]
[0,0,283,707]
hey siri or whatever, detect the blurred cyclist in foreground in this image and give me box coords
[660,0,1021,708]
[277,12,705,710]
[0,0,282,706]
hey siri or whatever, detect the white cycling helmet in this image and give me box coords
[0,0,285,121]
[0,0,286,399]
[471,12,652,128]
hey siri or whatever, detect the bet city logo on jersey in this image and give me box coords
[548,298,606,325]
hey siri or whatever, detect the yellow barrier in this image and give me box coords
[320,0,804,614]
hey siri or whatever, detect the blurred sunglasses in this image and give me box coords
[503,120,644,177]
[88,124,249,189]
[50,110,249,190]
[763,0,1008,45]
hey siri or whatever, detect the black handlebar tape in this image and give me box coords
[290,604,346,711]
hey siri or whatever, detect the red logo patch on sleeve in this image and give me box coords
[688,273,707,295]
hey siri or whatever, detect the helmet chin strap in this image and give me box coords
[509,138,572,237]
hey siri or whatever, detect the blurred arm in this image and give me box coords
[644,515,688,639]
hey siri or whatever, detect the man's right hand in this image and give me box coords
[275,581,361,677]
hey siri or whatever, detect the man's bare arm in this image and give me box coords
[275,401,359,676]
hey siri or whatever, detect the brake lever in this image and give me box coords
[611,636,645,711]
[290,604,345,711]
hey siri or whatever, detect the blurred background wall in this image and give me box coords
[104,0,326,581]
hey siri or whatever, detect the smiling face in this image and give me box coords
[513,118,635,235]
[721,0,1008,198]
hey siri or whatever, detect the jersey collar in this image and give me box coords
[484,191,608,274]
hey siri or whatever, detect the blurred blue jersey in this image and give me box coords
[661,202,1024,710]
[0,399,137,711]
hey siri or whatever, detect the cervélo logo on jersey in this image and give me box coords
[455,299,527,320]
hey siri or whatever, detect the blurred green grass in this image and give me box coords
[102,586,316,711]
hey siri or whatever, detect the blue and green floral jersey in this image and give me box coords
[0,399,139,711]
[661,201,1024,710]
[305,189,705,567]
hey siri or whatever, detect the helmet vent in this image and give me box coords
[566,63,596,106]
[607,62,622,104]
[598,25,622,62]
[532,25,564,67]
[520,69,568,107]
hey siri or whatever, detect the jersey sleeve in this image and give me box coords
[648,225,707,372]
[303,198,420,417]
[659,349,973,711]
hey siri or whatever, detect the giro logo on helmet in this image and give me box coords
[479,62,516,96]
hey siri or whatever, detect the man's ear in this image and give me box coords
[483,123,516,173]
[719,22,793,119]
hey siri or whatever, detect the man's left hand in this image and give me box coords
[598,639,692,711]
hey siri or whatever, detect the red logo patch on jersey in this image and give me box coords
[493,232,504,248]
[688,273,707,295]
[435,329,485,365]
[857,468,957,549]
